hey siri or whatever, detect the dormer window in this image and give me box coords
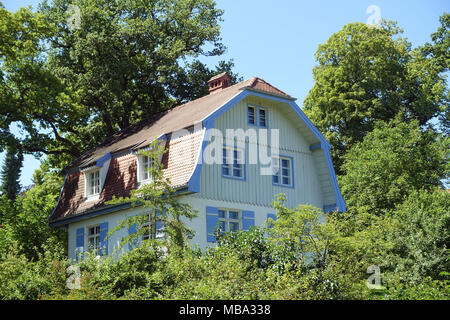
[85,169,100,198]
[138,155,153,183]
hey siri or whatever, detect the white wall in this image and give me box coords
[67,193,276,260]
[194,95,326,209]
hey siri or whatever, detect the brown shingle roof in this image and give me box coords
[68,77,292,170]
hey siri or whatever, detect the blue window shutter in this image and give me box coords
[242,210,255,231]
[128,223,137,250]
[75,227,84,261]
[206,206,219,242]
[99,222,108,256]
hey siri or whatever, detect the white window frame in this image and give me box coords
[87,224,100,254]
[85,169,100,200]
[218,209,241,233]
[272,156,293,187]
[142,213,164,240]
[222,147,244,180]
[247,104,268,128]
[137,155,153,184]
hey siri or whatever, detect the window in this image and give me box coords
[138,155,153,183]
[142,214,151,241]
[142,213,164,240]
[247,106,255,125]
[247,104,268,127]
[222,147,244,179]
[86,170,100,197]
[259,108,266,127]
[218,209,241,233]
[273,156,293,187]
[87,225,100,253]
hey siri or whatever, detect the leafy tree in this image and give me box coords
[1,0,241,170]
[382,188,450,284]
[0,162,67,260]
[418,13,450,135]
[0,3,55,152]
[107,138,197,253]
[0,240,69,300]
[304,20,449,172]
[340,116,449,214]
[0,144,23,200]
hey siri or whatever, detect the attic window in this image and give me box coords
[247,104,268,128]
[138,155,153,183]
[85,170,100,198]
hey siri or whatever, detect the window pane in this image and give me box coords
[229,211,239,220]
[283,177,290,185]
[259,109,266,127]
[222,166,230,176]
[218,210,226,219]
[229,222,239,232]
[273,175,279,184]
[219,221,226,232]
[248,106,255,124]
[282,159,289,168]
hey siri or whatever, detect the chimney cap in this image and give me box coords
[208,72,231,94]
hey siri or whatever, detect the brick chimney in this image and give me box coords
[208,72,231,94]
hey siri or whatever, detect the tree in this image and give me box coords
[303,20,449,172]
[339,116,449,214]
[107,138,197,253]
[0,162,67,260]
[382,188,450,284]
[0,0,241,169]
[418,13,450,135]
[0,144,23,200]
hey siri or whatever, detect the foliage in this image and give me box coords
[0,240,69,300]
[340,116,449,214]
[303,20,449,172]
[419,13,450,135]
[382,189,450,284]
[0,0,241,170]
[0,162,67,260]
[0,144,23,201]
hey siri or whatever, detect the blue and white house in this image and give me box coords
[49,72,346,260]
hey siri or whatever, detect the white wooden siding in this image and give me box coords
[193,96,329,209]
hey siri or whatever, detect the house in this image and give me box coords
[49,72,346,260]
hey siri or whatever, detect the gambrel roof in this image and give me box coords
[67,77,293,171]
[49,76,345,227]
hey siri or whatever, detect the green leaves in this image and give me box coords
[0,0,238,169]
[304,19,449,173]
[340,116,449,214]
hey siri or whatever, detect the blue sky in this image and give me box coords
[1,0,448,186]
